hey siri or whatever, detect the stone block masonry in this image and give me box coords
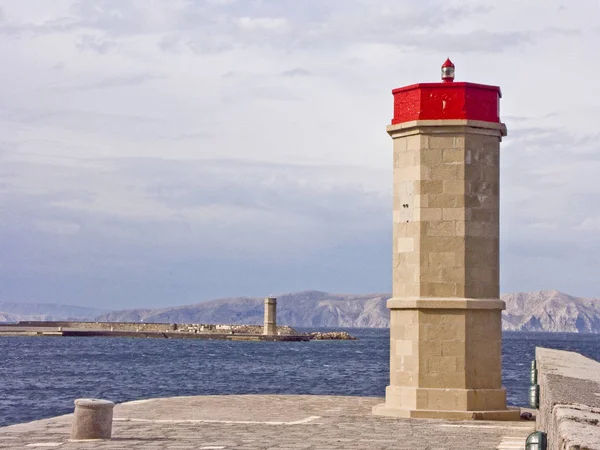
[390,122,503,301]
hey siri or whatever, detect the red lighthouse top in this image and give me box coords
[391,60,501,124]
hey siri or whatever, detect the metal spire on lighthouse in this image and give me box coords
[441,58,455,82]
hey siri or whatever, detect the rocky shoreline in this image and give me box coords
[306,331,357,340]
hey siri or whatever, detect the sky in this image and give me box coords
[1,0,599,309]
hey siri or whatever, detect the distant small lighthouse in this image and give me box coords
[263,295,277,335]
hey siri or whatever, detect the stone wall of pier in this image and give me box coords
[536,347,600,449]
[16,321,296,335]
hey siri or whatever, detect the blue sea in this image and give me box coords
[1,329,599,427]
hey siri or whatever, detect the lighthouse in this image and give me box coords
[372,60,519,420]
[263,295,277,336]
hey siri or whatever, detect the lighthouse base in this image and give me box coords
[372,402,520,421]
[376,299,517,421]
[372,385,520,420]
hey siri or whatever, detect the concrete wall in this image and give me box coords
[18,321,177,332]
[16,321,295,335]
[536,347,600,450]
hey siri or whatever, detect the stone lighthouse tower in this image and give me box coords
[263,295,277,335]
[372,60,519,420]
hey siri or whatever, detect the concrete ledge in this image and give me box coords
[372,403,520,421]
[386,119,507,138]
[536,347,600,450]
[553,404,600,450]
[387,297,505,310]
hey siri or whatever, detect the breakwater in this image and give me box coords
[11,320,296,334]
[0,321,356,341]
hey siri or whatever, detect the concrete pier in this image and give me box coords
[0,395,533,449]
[535,347,600,449]
[0,321,314,341]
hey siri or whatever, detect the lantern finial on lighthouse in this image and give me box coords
[441,58,455,82]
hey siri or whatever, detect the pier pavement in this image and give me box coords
[0,395,533,449]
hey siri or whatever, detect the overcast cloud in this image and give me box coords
[1,0,599,308]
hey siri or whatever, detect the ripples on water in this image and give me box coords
[1,329,599,427]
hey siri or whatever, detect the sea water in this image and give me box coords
[1,329,599,427]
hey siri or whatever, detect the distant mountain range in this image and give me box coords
[2,290,600,333]
[501,290,600,332]
[0,302,106,322]
[96,291,391,328]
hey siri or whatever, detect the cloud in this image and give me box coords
[35,220,82,235]
[280,68,311,77]
[236,17,290,32]
[0,156,390,306]
[64,73,165,90]
[76,34,117,53]
[405,30,533,53]
[499,119,600,295]
[158,34,180,53]
[575,217,600,232]
[1,0,600,307]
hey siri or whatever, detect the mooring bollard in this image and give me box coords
[70,398,115,440]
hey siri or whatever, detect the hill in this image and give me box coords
[4,291,598,332]
[95,290,600,333]
[502,290,600,332]
[0,302,106,323]
[96,291,390,328]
